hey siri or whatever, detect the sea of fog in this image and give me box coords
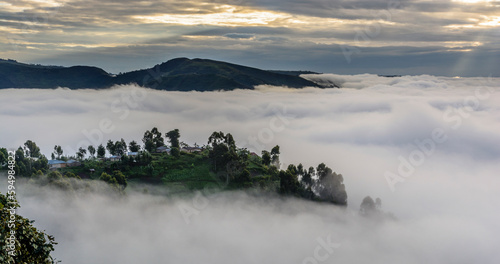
[0,73,499,263]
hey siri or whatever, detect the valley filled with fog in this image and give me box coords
[1,73,499,263]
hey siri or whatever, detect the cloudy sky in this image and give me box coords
[1,0,499,76]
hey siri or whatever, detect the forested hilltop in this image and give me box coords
[0,58,329,90]
[0,128,347,205]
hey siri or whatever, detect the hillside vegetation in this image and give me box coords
[0,58,328,91]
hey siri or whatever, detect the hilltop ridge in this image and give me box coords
[0,58,331,91]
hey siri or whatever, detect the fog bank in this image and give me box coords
[1,73,499,263]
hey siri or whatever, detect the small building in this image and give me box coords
[48,160,67,169]
[156,146,171,154]
[66,159,81,167]
[127,152,139,157]
[109,155,121,162]
[181,147,202,153]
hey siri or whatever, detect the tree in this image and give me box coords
[97,144,106,158]
[129,140,140,152]
[114,138,127,156]
[77,147,87,160]
[279,169,299,195]
[99,172,118,187]
[88,145,96,158]
[112,170,128,189]
[287,164,298,175]
[360,196,376,215]
[261,150,271,166]
[53,145,63,159]
[314,163,347,205]
[170,147,180,158]
[235,169,251,185]
[297,163,304,176]
[144,140,155,153]
[24,140,40,158]
[106,140,116,156]
[151,127,164,147]
[166,129,180,149]
[0,193,58,263]
[99,171,127,190]
[143,127,164,152]
[270,145,280,168]
[208,131,237,172]
[301,166,314,187]
[316,163,329,180]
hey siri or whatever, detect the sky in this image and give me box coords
[0,75,499,263]
[1,0,499,76]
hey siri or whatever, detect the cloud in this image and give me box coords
[1,74,500,262]
[1,0,499,76]
[224,33,255,39]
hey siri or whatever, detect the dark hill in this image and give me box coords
[0,58,328,91]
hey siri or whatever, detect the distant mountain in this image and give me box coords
[0,58,329,91]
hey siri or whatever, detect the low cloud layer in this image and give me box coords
[1,73,500,263]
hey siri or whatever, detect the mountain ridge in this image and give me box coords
[0,58,332,91]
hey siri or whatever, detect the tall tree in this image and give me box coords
[261,150,271,166]
[24,140,40,158]
[151,127,164,148]
[53,145,63,159]
[87,145,96,158]
[270,145,280,168]
[77,147,87,160]
[106,140,116,156]
[314,163,347,205]
[208,131,237,172]
[129,140,140,152]
[0,193,58,263]
[114,138,127,156]
[166,129,180,148]
[97,144,106,158]
[143,127,164,152]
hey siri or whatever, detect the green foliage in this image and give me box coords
[100,172,118,187]
[261,150,271,166]
[279,170,300,195]
[106,140,116,156]
[208,131,237,172]
[115,139,127,156]
[129,140,140,152]
[53,145,63,159]
[0,130,348,210]
[271,145,280,168]
[87,145,96,158]
[99,171,127,189]
[0,58,324,90]
[170,147,180,158]
[0,193,57,263]
[112,170,128,188]
[143,127,164,152]
[8,143,48,177]
[77,147,87,160]
[24,140,41,158]
[166,129,180,149]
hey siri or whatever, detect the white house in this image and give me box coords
[181,147,202,153]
